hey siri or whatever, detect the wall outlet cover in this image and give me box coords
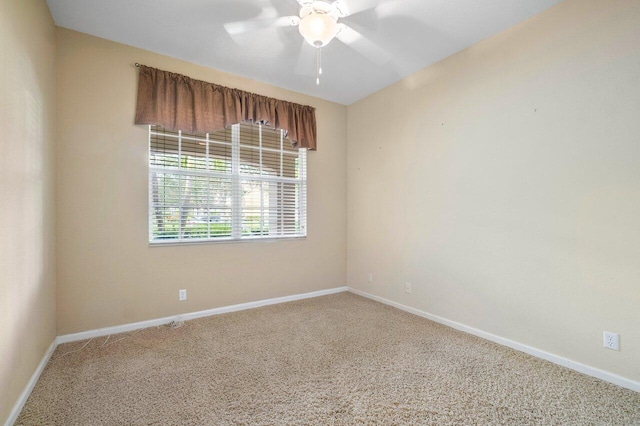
[179,289,187,301]
[603,331,619,351]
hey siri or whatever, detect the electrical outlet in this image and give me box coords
[405,282,412,294]
[603,331,619,350]
[367,273,373,283]
[179,289,187,301]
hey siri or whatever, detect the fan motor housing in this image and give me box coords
[299,1,340,20]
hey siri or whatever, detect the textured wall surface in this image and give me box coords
[55,28,347,334]
[0,0,57,422]
[347,0,640,382]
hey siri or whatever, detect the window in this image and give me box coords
[149,123,307,243]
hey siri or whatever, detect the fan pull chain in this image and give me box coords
[316,47,322,86]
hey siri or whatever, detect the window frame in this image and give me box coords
[148,124,307,245]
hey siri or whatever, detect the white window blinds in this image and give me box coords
[149,123,307,243]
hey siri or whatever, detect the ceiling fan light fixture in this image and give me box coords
[298,11,339,47]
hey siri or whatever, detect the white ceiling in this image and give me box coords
[46,0,564,105]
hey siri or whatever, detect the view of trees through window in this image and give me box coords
[149,123,306,242]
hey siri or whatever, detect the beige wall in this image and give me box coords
[55,28,347,335]
[0,0,57,422]
[347,0,640,382]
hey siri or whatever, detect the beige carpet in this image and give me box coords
[16,293,640,425]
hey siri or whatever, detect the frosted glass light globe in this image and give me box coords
[298,12,339,47]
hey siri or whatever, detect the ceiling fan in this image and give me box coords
[224,0,391,85]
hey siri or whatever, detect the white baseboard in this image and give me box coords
[57,286,349,344]
[5,339,57,426]
[348,287,640,394]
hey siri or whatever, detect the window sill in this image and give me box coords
[148,235,307,247]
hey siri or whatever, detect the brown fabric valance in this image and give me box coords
[135,65,317,150]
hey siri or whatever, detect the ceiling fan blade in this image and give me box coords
[335,23,391,66]
[294,41,317,76]
[332,0,379,17]
[224,16,300,36]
